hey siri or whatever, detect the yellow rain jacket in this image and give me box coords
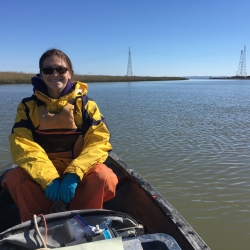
[9,81,112,190]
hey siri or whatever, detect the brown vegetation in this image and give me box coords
[0,72,35,84]
[0,71,187,84]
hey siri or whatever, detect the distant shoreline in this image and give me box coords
[209,76,250,80]
[0,72,187,84]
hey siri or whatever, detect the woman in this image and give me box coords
[1,49,118,222]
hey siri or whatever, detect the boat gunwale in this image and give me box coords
[0,152,210,249]
[107,151,210,250]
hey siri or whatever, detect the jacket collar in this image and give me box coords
[31,74,74,98]
[31,75,88,103]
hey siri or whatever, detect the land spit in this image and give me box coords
[0,72,187,84]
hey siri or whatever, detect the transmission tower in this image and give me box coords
[236,45,247,77]
[127,47,133,76]
[237,50,243,77]
[243,45,247,77]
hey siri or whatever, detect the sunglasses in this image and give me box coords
[41,67,68,75]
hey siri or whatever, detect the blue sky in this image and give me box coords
[0,0,249,77]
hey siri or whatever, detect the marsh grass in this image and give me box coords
[0,72,34,84]
[0,71,187,84]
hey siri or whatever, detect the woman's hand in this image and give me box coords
[59,174,79,204]
[45,178,61,202]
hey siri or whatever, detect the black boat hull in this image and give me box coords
[0,152,209,249]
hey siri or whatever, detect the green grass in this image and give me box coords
[0,71,187,84]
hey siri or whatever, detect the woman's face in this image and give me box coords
[41,55,72,98]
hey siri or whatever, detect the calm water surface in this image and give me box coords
[1,79,250,249]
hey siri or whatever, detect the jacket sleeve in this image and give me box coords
[65,98,112,180]
[9,101,60,190]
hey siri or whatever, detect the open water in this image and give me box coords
[1,79,250,249]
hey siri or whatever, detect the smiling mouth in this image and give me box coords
[50,79,62,82]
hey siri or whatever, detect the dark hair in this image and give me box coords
[39,48,74,77]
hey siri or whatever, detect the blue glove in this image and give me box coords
[59,174,79,204]
[45,178,60,202]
